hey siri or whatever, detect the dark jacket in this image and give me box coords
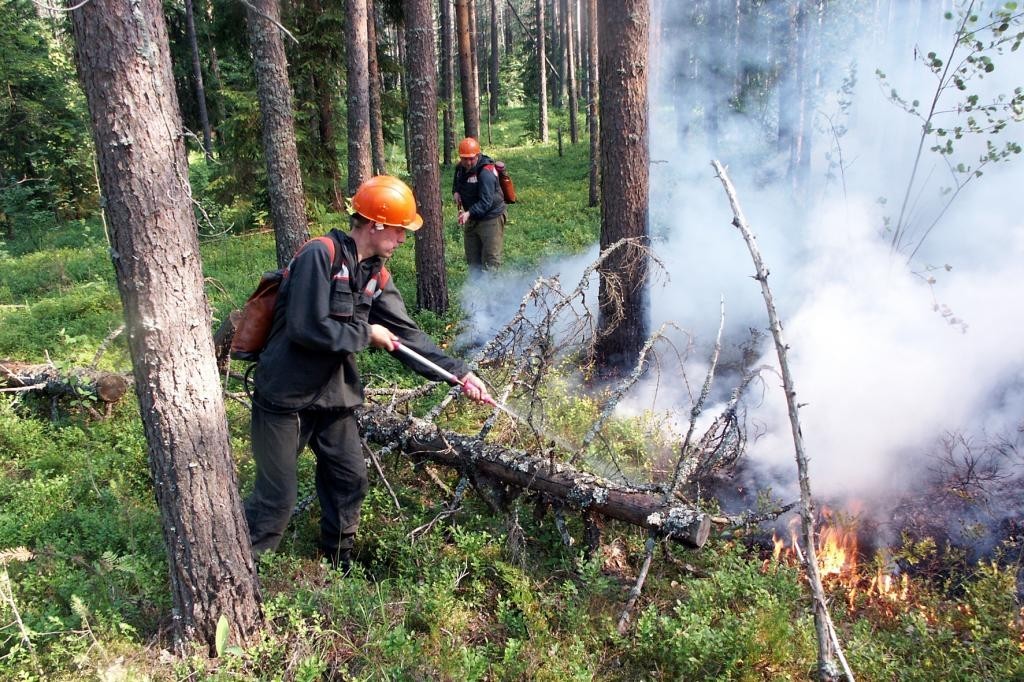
[254,229,469,410]
[453,154,506,222]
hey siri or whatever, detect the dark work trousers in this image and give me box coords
[244,403,367,559]
[463,213,506,271]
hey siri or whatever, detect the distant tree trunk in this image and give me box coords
[404,0,449,314]
[246,0,309,267]
[556,0,568,108]
[564,0,577,144]
[503,2,514,57]
[346,0,373,194]
[397,21,412,173]
[367,2,388,176]
[781,0,809,198]
[469,0,481,103]
[184,0,213,161]
[594,0,649,371]
[586,0,598,206]
[312,69,345,210]
[440,0,456,165]
[579,0,589,107]
[307,0,345,211]
[536,0,549,142]
[489,0,500,120]
[455,0,480,137]
[70,0,263,652]
[204,2,226,147]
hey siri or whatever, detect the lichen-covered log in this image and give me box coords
[0,361,129,404]
[359,407,711,548]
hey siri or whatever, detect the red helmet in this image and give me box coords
[350,175,423,231]
[458,137,481,158]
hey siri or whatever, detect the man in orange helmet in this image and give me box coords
[244,175,492,571]
[453,136,507,271]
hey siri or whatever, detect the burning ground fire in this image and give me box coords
[767,506,910,609]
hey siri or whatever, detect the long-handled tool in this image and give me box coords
[392,341,497,407]
[392,341,578,452]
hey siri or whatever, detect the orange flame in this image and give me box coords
[770,506,911,609]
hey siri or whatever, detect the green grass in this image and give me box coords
[0,108,1021,681]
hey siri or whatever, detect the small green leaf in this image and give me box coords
[215,615,229,657]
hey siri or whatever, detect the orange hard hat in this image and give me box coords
[458,137,481,158]
[350,175,423,231]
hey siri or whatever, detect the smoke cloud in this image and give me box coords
[458,1,1024,514]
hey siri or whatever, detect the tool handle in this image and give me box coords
[392,341,496,406]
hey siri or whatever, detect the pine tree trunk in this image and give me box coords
[70,0,263,652]
[594,0,649,372]
[440,0,456,165]
[403,0,449,314]
[586,0,598,207]
[455,0,481,138]
[345,0,373,194]
[367,1,388,176]
[536,0,549,142]
[552,0,564,107]
[564,0,577,144]
[440,0,456,164]
[184,0,213,161]
[246,0,309,268]
[307,0,344,211]
[489,0,500,120]
[204,2,226,147]
[470,0,481,106]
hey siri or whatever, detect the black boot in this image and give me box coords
[318,545,352,574]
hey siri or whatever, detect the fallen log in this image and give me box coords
[0,360,129,405]
[359,407,712,548]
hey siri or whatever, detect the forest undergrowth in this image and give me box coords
[0,112,1022,680]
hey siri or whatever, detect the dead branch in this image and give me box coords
[666,298,725,501]
[617,535,656,634]
[359,406,711,548]
[570,324,675,467]
[712,160,851,682]
[0,360,129,407]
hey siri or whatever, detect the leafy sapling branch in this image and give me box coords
[877,0,1024,258]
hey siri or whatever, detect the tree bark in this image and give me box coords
[345,0,373,194]
[440,0,456,165]
[367,1,388,176]
[455,0,480,138]
[594,0,650,372]
[184,0,213,161]
[403,0,449,314]
[536,0,549,142]
[586,0,598,206]
[360,408,711,548]
[245,0,309,268]
[69,0,263,652]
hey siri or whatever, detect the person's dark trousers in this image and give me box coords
[463,213,505,271]
[245,403,367,563]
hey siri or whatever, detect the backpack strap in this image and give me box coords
[362,265,391,299]
[283,235,341,279]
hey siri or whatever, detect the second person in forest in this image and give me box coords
[452,137,507,272]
